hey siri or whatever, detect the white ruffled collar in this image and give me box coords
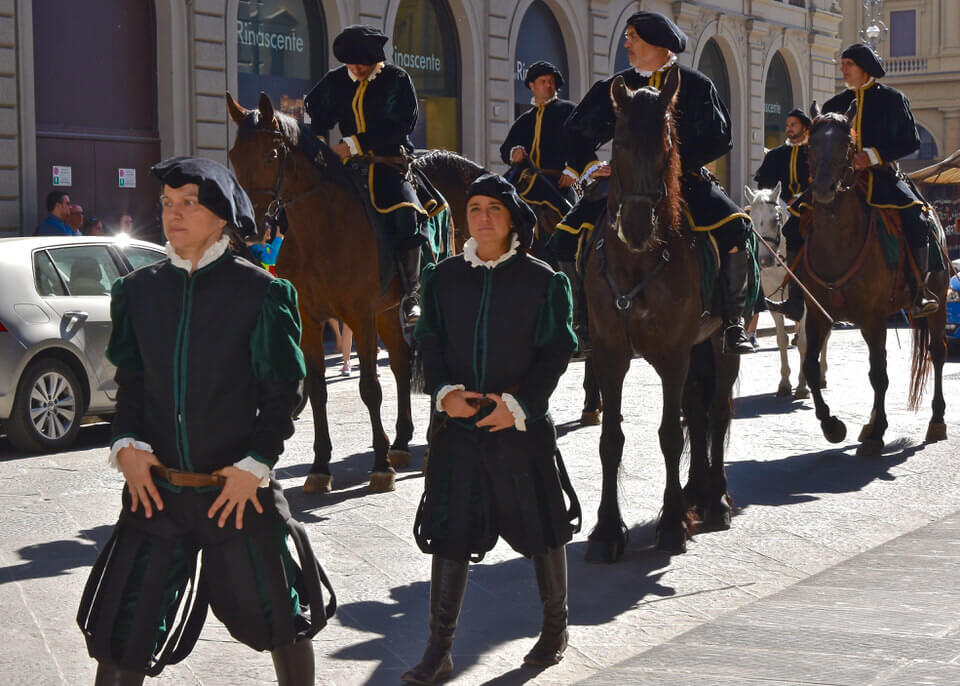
[348,62,385,83]
[463,235,520,269]
[847,77,876,91]
[165,234,231,273]
[529,93,559,107]
[785,137,807,147]
[634,53,677,78]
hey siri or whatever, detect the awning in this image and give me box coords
[909,149,960,184]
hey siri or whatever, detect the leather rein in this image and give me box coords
[244,127,323,225]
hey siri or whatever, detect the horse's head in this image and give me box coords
[744,183,783,268]
[807,99,856,205]
[608,65,681,251]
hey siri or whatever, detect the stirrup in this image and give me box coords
[910,297,938,319]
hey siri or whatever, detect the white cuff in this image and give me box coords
[583,162,605,180]
[501,393,527,432]
[109,437,153,470]
[234,456,272,488]
[510,145,527,159]
[436,384,465,414]
[563,168,579,180]
[344,136,360,156]
[865,147,881,166]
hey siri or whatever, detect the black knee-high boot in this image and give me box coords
[721,250,755,355]
[94,662,145,686]
[908,240,938,318]
[557,261,591,358]
[402,556,469,685]
[271,638,315,686]
[523,545,569,667]
[765,248,806,322]
[397,242,422,329]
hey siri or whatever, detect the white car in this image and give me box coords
[0,235,165,452]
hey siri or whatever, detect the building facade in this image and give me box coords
[2,0,843,237]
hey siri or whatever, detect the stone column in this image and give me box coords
[193,1,228,165]
[486,0,513,171]
[942,108,960,158]
[0,0,19,233]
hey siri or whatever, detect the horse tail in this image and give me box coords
[908,316,931,412]
[410,336,426,395]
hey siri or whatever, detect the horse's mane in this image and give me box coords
[627,87,682,236]
[412,149,487,185]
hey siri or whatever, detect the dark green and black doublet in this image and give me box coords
[413,254,580,561]
[500,96,577,216]
[78,254,333,675]
[755,141,810,252]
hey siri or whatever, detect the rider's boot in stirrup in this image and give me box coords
[908,241,938,318]
[397,244,422,330]
[557,261,591,358]
[765,249,805,322]
[721,249,755,355]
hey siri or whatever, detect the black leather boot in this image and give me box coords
[523,545,569,667]
[271,638,315,686]
[397,243,422,330]
[721,250,755,355]
[402,556,469,685]
[94,662,145,686]
[557,261,591,358]
[765,249,805,322]
[908,240,938,318]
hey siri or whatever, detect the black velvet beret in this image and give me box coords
[626,11,687,54]
[841,43,886,78]
[333,25,388,65]
[786,108,812,128]
[524,61,565,90]
[466,173,537,250]
[151,156,257,239]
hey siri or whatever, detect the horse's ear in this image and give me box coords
[810,100,821,120]
[610,75,634,113]
[844,97,857,123]
[744,186,756,204]
[258,92,276,129]
[225,92,248,126]
[659,64,681,109]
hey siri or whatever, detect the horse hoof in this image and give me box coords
[303,473,332,494]
[926,423,948,443]
[701,502,732,531]
[655,526,687,554]
[584,538,625,563]
[794,387,809,400]
[776,383,792,398]
[858,424,874,442]
[369,470,396,493]
[822,417,847,444]
[580,409,602,426]
[856,439,884,457]
[388,449,412,469]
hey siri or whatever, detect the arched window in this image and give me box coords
[393,0,461,151]
[764,53,794,152]
[236,0,326,119]
[697,39,732,190]
[513,1,570,119]
[902,125,939,160]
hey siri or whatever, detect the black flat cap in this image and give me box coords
[524,61,565,90]
[151,156,257,239]
[786,108,812,128]
[466,173,537,250]
[841,43,886,78]
[626,11,687,54]
[333,25,388,65]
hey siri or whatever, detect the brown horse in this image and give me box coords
[227,92,485,493]
[796,102,949,455]
[584,67,740,561]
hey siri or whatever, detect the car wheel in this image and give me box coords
[6,359,85,453]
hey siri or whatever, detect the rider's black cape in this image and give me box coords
[754,143,810,199]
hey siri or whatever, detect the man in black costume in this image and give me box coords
[553,11,755,354]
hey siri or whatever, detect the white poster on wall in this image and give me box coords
[118,168,137,188]
[52,165,72,187]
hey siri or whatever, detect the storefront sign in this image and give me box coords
[52,165,72,187]
[236,21,305,53]
[393,50,442,73]
[118,168,136,188]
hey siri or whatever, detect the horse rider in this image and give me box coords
[552,11,755,355]
[77,157,334,685]
[304,25,426,330]
[403,174,580,684]
[500,61,577,236]
[754,108,812,320]
[770,43,939,319]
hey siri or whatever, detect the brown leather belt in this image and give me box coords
[539,169,563,177]
[151,464,226,488]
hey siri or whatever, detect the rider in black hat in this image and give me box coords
[304,25,427,330]
[554,10,756,354]
[403,173,579,684]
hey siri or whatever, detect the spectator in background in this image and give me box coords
[35,191,79,236]
[247,222,284,274]
[119,214,134,234]
[67,204,85,233]
[82,216,105,236]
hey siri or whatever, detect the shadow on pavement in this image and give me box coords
[328,522,677,683]
[0,422,112,462]
[0,525,112,584]
[733,392,812,418]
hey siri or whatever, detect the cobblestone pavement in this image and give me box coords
[1,324,958,685]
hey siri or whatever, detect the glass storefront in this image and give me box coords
[236,0,326,118]
[698,39,732,190]
[393,0,460,151]
[764,52,794,152]
[513,0,569,119]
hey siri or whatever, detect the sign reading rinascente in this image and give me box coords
[236,21,305,53]
[393,50,442,72]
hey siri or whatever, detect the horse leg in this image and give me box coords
[377,309,413,469]
[794,310,809,399]
[580,356,602,425]
[856,320,888,457]
[682,342,712,519]
[773,311,792,397]
[703,341,737,531]
[803,310,847,443]
[654,355,691,553]
[352,316,394,492]
[585,348,630,563]
[820,327,830,388]
[926,310,948,442]
[302,316,334,493]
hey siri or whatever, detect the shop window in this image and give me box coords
[764,53,794,152]
[513,1,570,119]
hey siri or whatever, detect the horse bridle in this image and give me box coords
[244,126,323,226]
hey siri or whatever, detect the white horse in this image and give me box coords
[744,182,827,399]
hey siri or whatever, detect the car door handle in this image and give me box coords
[63,311,89,324]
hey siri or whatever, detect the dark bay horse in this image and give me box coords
[796,102,949,455]
[584,67,740,560]
[227,93,485,493]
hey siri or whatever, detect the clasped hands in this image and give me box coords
[116,446,263,529]
[442,389,516,432]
